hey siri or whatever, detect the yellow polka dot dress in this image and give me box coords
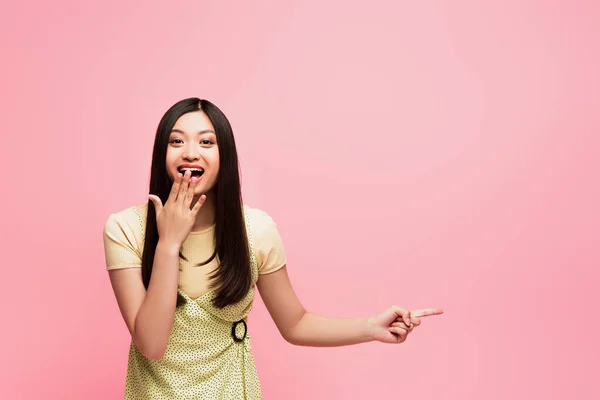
[123,210,262,399]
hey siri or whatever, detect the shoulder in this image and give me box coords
[243,205,287,273]
[104,203,147,238]
[103,204,147,268]
[242,205,286,250]
[243,205,280,236]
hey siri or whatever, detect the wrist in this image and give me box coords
[156,239,181,255]
[365,317,377,342]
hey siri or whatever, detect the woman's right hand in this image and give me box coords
[148,170,206,247]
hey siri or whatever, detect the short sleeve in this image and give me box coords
[103,211,143,270]
[251,210,287,275]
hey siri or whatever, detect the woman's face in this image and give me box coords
[165,111,220,197]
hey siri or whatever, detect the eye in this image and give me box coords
[200,139,214,145]
[170,139,183,144]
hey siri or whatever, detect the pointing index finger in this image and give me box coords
[411,308,444,318]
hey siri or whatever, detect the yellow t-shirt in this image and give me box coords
[103,203,286,299]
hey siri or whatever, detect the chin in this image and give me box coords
[194,183,215,196]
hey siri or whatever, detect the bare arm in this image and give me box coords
[257,266,443,347]
[257,266,373,346]
[109,240,180,359]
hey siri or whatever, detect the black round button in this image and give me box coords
[232,320,247,342]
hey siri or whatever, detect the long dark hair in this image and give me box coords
[141,98,252,308]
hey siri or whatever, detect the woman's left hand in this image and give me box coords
[368,306,444,344]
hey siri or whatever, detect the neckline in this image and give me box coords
[188,224,216,235]
[178,288,214,302]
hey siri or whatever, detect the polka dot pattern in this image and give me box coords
[123,207,262,399]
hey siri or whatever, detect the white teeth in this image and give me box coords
[179,167,203,172]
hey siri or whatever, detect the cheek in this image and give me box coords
[207,152,220,176]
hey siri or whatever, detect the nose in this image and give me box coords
[182,143,201,161]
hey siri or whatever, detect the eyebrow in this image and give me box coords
[170,129,215,135]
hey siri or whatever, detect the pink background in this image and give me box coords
[1,0,599,399]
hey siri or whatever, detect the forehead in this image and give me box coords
[171,111,215,134]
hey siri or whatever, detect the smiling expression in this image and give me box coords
[165,111,220,196]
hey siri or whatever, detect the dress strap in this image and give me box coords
[243,205,259,281]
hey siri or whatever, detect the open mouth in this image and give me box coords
[178,167,205,178]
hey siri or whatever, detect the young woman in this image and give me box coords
[103,97,443,399]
